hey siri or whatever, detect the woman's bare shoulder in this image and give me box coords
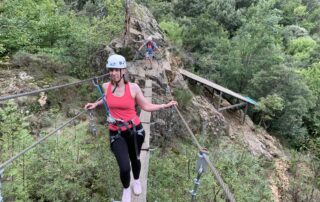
[102,82,110,92]
[129,82,141,93]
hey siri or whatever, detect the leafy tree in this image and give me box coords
[217,0,284,92]
[206,0,243,35]
[0,0,124,78]
[173,0,212,18]
[159,20,183,46]
[275,0,303,26]
[255,94,284,128]
[287,36,317,63]
[299,62,320,138]
[282,25,309,48]
[249,64,315,146]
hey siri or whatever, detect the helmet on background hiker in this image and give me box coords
[106,54,126,69]
[147,36,153,41]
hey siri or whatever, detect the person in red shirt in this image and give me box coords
[84,54,177,202]
[138,36,159,69]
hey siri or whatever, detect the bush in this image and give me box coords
[172,87,193,108]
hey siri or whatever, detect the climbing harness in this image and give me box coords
[92,78,141,160]
[0,168,3,202]
[190,150,208,202]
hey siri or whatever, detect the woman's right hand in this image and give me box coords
[84,102,97,110]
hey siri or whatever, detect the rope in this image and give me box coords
[173,105,236,201]
[0,111,85,170]
[163,74,236,202]
[0,73,109,102]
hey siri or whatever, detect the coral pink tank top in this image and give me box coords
[105,83,141,131]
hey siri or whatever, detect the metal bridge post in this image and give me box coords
[0,168,4,202]
[190,151,208,202]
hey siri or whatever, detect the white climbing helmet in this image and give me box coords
[106,54,126,69]
[147,36,153,41]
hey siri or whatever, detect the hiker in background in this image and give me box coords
[84,54,177,202]
[138,36,159,69]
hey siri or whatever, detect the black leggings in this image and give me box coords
[110,123,145,188]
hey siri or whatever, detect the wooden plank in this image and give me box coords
[179,69,257,105]
[145,80,152,88]
[140,110,151,123]
[132,150,149,202]
[132,83,152,202]
[144,88,152,97]
[218,102,247,112]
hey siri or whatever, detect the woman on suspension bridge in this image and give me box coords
[84,54,177,202]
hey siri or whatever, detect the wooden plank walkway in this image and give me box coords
[132,79,152,202]
[179,69,257,105]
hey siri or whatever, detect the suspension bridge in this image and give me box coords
[0,51,259,201]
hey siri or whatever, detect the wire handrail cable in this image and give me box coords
[173,104,236,202]
[0,111,85,170]
[0,73,109,102]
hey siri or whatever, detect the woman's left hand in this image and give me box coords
[163,100,178,109]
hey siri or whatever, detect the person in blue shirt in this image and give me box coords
[138,36,159,69]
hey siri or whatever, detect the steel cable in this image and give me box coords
[0,74,109,102]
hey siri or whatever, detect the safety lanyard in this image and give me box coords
[92,78,116,124]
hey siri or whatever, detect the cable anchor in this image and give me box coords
[190,150,208,202]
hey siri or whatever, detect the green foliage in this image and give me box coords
[0,44,6,55]
[285,150,320,201]
[255,94,284,128]
[250,65,315,146]
[299,62,320,137]
[173,0,212,18]
[300,62,320,96]
[159,21,183,46]
[1,0,124,78]
[308,137,320,161]
[172,87,193,108]
[148,143,272,201]
[287,36,317,61]
[2,120,121,201]
[0,101,34,201]
[206,0,243,34]
[212,144,272,201]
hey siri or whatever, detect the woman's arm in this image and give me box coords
[133,83,177,112]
